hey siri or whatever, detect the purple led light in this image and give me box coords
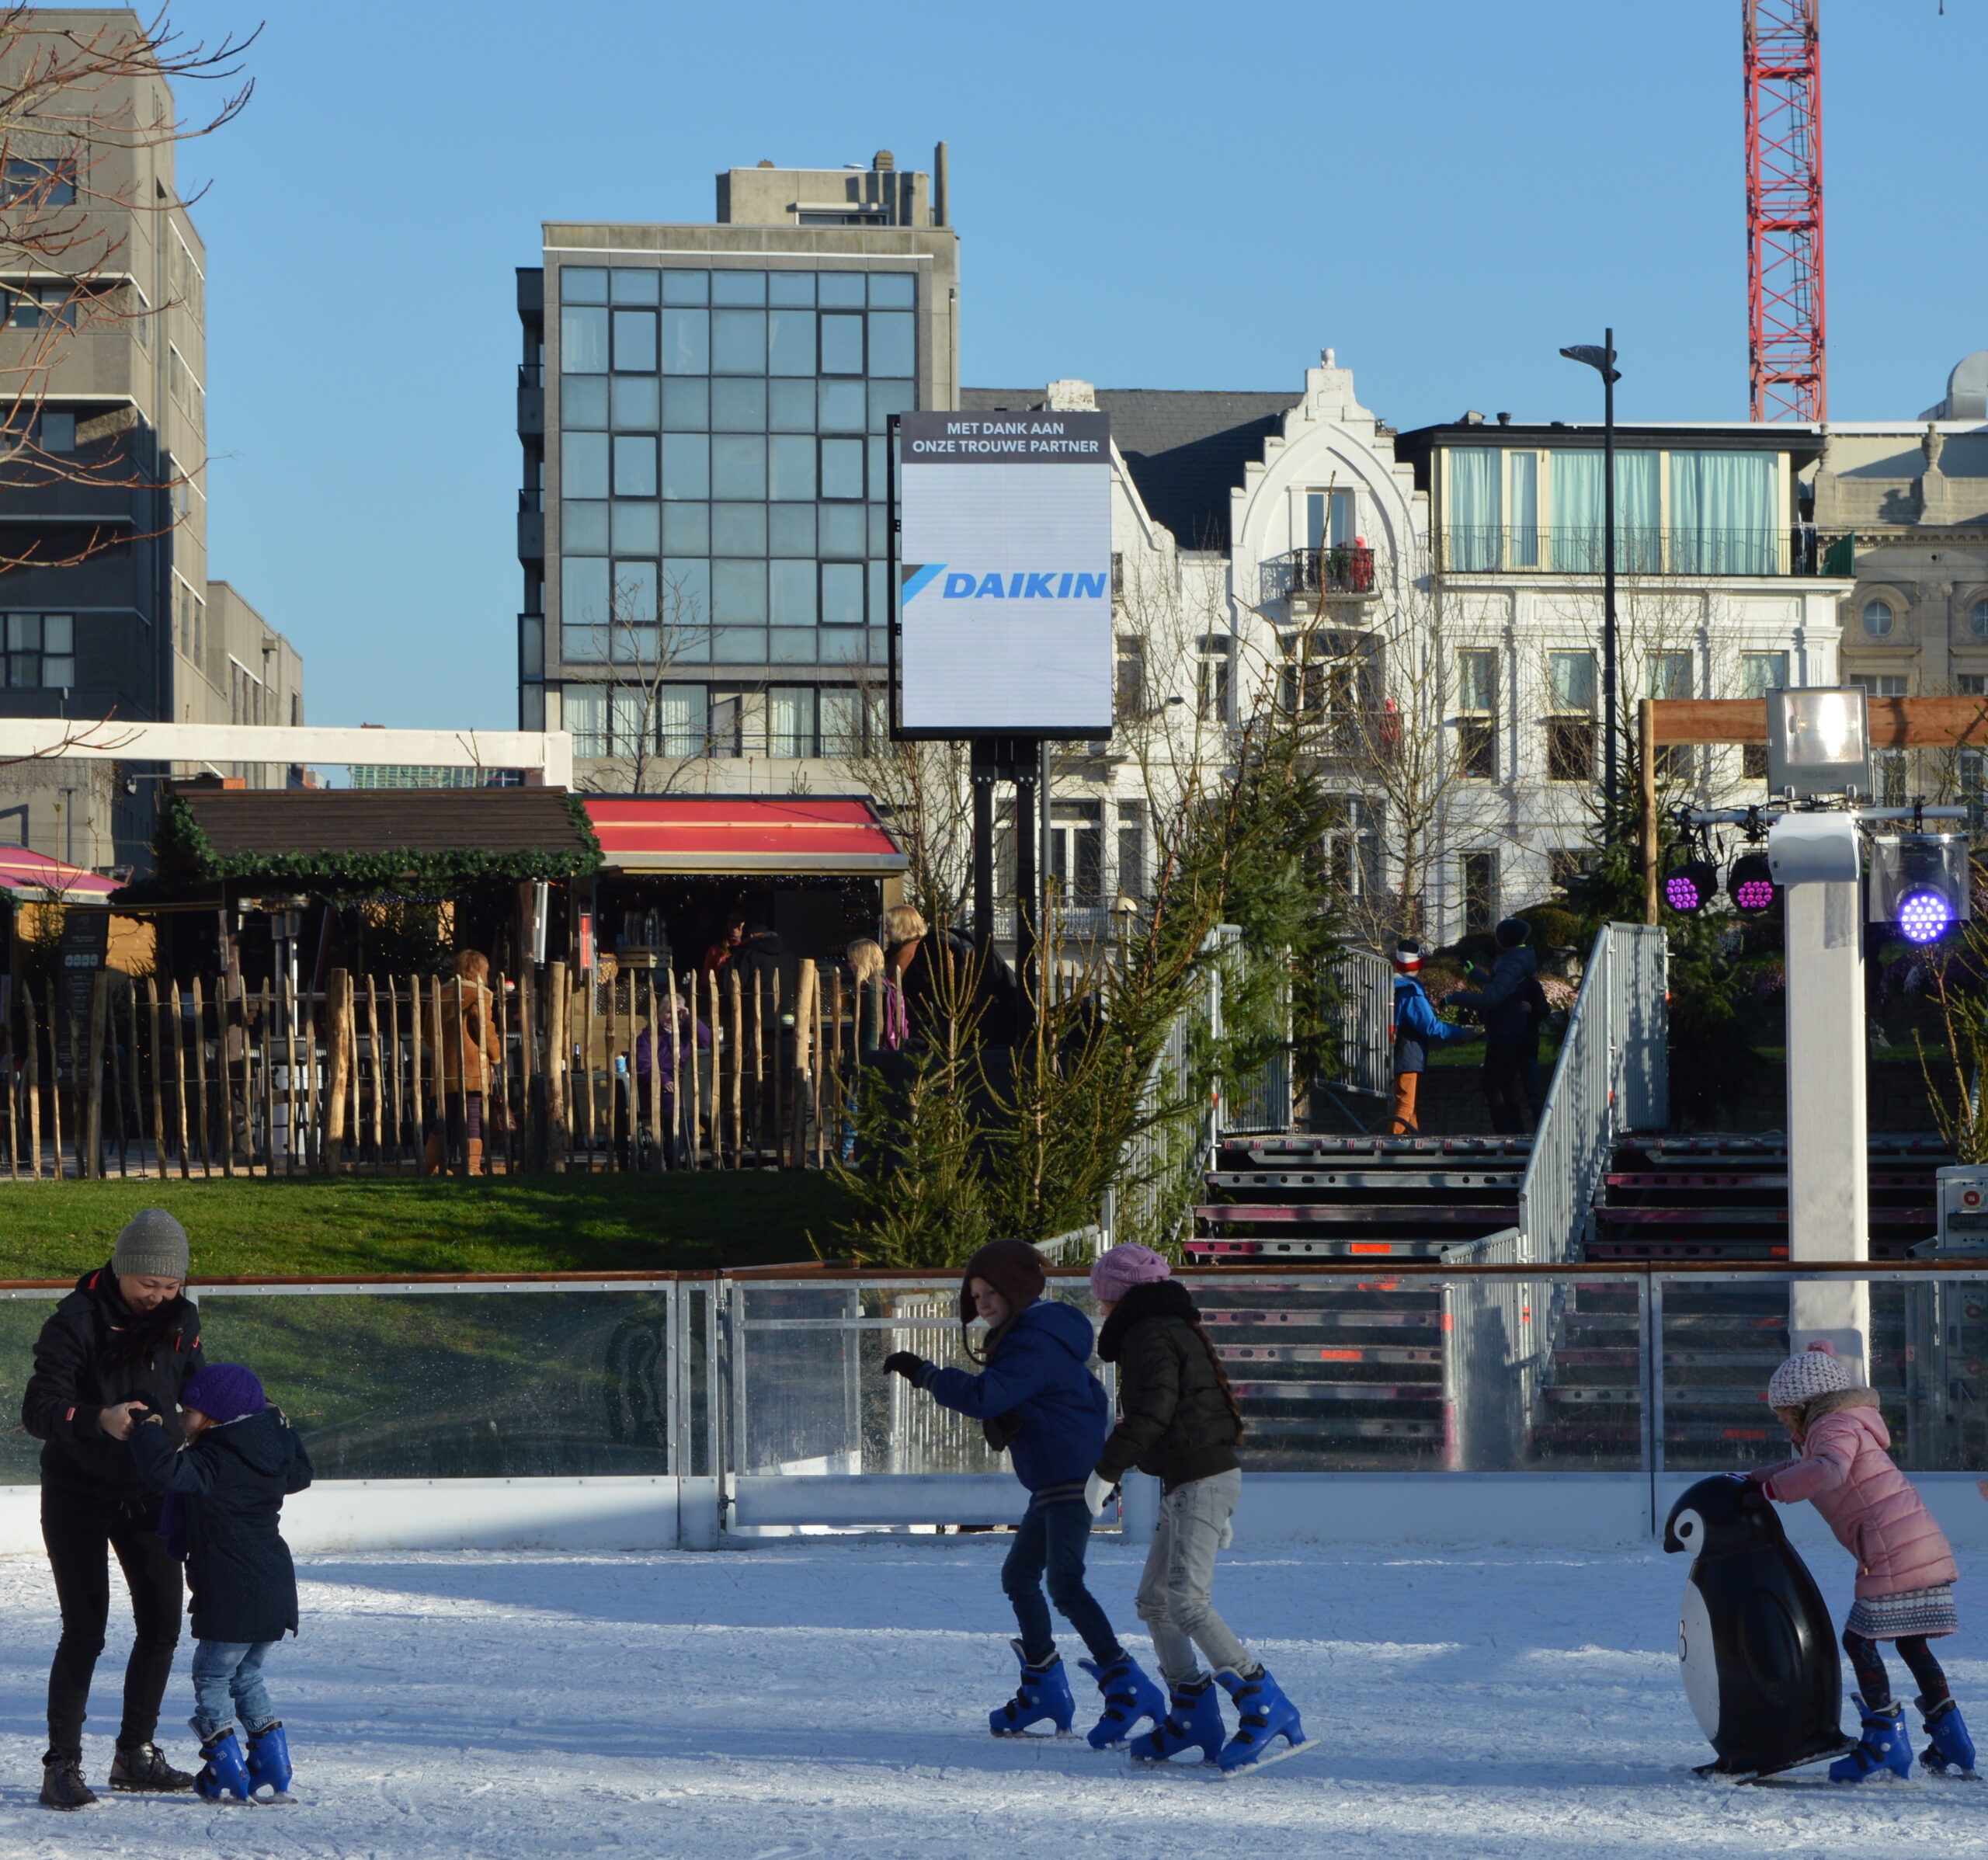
[1734,878,1776,911]
[1898,889,1953,944]
[1665,873,1701,912]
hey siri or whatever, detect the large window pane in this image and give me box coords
[770,559,818,624]
[711,378,767,431]
[712,309,766,374]
[661,435,709,501]
[661,269,708,305]
[819,380,866,433]
[562,501,608,554]
[562,556,610,625]
[713,560,766,623]
[868,505,889,558]
[561,377,607,429]
[714,628,767,662]
[712,270,766,306]
[821,561,865,624]
[613,435,657,497]
[1549,649,1597,712]
[1509,451,1539,567]
[868,379,916,433]
[562,431,610,499]
[868,563,888,628]
[770,629,816,665]
[662,377,709,430]
[711,434,766,499]
[869,273,914,308]
[662,308,709,374]
[818,273,865,308]
[560,267,606,304]
[770,379,816,432]
[656,683,707,754]
[662,503,708,555]
[561,305,608,374]
[563,626,608,664]
[769,310,816,376]
[769,686,817,754]
[610,268,659,305]
[662,559,710,626]
[821,685,865,753]
[867,311,913,378]
[820,628,867,664]
[612,310,657,373]
[610,376,659,429]
[1446,447,1500,569]
[711,502,767,555]
[612,559,659,624]
[819,312,864,375]
[769,503,816,556]
[769,435,816,501]
[819,502,865,556]
[821,439,864,499]
[611,502,660,555]
[1670,451,1778,573]
[769,272,815,308]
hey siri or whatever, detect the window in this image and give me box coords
[1960,675,1987,697]
[0,282,81,330]
[1548,650,1596,714]
[1970,600,1988,639]
[819,313,864,375]
[1455,648,1498,780]
[1461,852,1498,936]
[2,156,77,205]
[1117,801,1146,900]
[1546,651,1597,782]
[1508,451,1539,567]
[821,562,864,625]
[1740,650,1788,781]
[561,305,608,374]
[1862,599,1896,638]
[1197,635,1231,722]
[40,412,74,453]
[1306,489,1354,552]
[820,685,867,756]
[1648,651,1692,778]
[1114,636,1145,722]
[1050,801,1104,908]
[867,311,914,378]
[612,309,656,373]
[768,686,817,759]
[5,613,74,687]
[1851,674,1907,698]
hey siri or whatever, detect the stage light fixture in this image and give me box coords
[1664,857,1719,914]
[1728,851,1778,914]
[1868,833,1972,946]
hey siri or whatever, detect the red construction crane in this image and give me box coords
[1744,0,1826,422]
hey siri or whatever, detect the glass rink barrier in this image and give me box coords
[3,1264,1987,1545]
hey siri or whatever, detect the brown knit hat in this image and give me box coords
[958,1238,1046,1333]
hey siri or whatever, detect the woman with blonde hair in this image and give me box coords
[881,905,926,1044]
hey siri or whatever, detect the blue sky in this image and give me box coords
[163,0,1986,732]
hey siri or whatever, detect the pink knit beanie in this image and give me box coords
[1767,1338,1853,1409]
[1090,1243,1172,1304]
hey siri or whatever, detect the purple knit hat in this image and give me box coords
[181,1362,266,1424]
[1090,1243,1172,1304]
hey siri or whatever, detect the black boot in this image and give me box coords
[109,1739,195,1792]
[40,1750,96,1811]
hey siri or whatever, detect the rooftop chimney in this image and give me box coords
[873,150,895,171]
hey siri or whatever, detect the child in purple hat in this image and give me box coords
[130,1363,312,1805]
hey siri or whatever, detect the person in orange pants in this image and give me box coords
[1389,941,1474,1135]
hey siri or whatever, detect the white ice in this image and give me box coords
[2,1538,1986,1857]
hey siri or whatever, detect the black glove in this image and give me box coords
[882,1351,929,1383]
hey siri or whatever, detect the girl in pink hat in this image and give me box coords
[1752,1338,1973,1782]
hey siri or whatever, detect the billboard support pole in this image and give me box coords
[1015,744,1040,1040]
[971,749,996,947]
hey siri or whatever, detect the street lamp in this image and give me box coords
[1560,331,1621,831]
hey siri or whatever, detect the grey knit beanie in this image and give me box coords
[111,1208,190,1281]
[1767,1339,1852,1409]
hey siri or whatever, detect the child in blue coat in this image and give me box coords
[885,1238,1165,1748]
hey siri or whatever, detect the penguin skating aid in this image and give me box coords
[1664,1475,1854,1782]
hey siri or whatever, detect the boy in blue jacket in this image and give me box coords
[1391,940,1474,1134]
[884,1237,1165,1749]
[129,1364,312,1806]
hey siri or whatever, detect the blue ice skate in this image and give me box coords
[1129,1677,1225,1764]
[193,1727,252,1803]
[1079,1654,1166,1749]
[1830,1696,1913,1783]
[1214,1665,1307,1772]
[989,1639,1075,1737]
[1919,1696,1978,1778]
[246,1722,294,1803]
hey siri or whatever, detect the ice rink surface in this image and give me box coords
[0,1537,1985,1858]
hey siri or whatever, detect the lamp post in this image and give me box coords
[1559,332,1621,831]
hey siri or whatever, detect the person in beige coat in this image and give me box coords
[426,950,500,1176]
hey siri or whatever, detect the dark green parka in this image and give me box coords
[1094,1279,1241,1493]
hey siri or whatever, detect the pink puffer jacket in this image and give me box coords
[1760,1396,1956,1599]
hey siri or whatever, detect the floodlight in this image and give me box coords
[1868,833,1972,944]
[1728,851,1778,914]
[1764,687,1872,799]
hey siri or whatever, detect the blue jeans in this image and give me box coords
[1003,1497,1124,1669]
[190,1639,278,1740]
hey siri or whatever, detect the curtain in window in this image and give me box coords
[1509,453,1539,566]
[1670,451,1777,573]
[1448,449,1501,569]
[654,684,707,757]
[1551,450,1601,571]
[769,687,816,758]
[564,686,606,757]
[1549,450,1660,571]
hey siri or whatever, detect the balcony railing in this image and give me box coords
[1260,545,1378,603]
[1435,525,1852,578]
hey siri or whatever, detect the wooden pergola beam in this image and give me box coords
[1650,696,1988,748]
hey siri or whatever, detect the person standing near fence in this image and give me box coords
[428,950,499,1177]
[881,1239,1163,1749]
[634,998,709,1167]
[21,1210,203,1810]
[1448,918,1541,1135]
[1388,940,1475,1136]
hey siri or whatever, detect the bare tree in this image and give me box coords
[836,676,974,927]
[571,568,716,794]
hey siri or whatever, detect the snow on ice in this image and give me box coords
[2,1538,1986,1857]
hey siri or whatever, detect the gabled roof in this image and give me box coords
[176,787,593,860]
[961,388,1300,550]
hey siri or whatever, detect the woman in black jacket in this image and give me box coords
[1090,1243,1309,1774]
[19,1210,204,1810]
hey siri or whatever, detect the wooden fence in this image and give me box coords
[0,959,866,1180]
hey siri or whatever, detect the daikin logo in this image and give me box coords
[900,563,1109,603]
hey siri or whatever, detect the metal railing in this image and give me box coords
[1325,947,1394,1098]
[1435,525,1846,578]
[1517,923,1668,1264]
[1260,546,1378,603]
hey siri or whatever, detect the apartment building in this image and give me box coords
[0,8,301,872]
[516,148,959,786]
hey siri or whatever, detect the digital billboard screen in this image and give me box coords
[895,410,1113,738]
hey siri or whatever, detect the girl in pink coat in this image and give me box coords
[1753,1339,1975,1782]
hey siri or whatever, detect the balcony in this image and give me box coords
[1434,526,1853,578]
[1260,545,1377,604]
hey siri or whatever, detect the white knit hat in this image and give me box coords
[1767,1339,1853,1409]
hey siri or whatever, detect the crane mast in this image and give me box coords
[1744,0,1826,422]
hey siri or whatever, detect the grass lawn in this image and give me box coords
[0,1173,853,1280]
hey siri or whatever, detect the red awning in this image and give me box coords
[585,795,906,876]
[0,847,120,899]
